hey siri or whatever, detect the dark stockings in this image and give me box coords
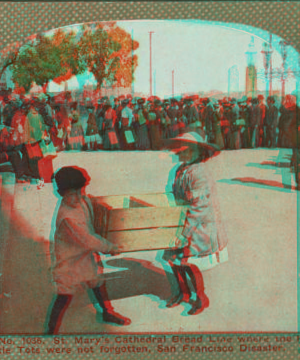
[46,285,130,334]
[183,265,205,298]
[47,294,73,335]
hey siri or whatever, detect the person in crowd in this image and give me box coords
[147,100,161,150]
[220,100,231,149]
[35,94,54,128]
[8,102,31,182]
[265,96,279,148]
[102,103,119,150]
[68,102,85,151]
[2,95,16,128]
[120,98,136,150]
[160,100,171,140]
[162,132,228,315]
[95,98,105,138]
[46,166,131,334]
[183,98,199,127]
[114,96,123,146]
[203,98,215,144]
[23,101,49,185]
[134,98,151,150]
[286,95,300,189]
[278,95,296,149]
[53,104,70,151]
[168,98,181,138]
[85,105,102,151]
[228,98,242,150]
[258,94,267,147]
[250,98,261,148]
[238,97,250,149]
[211,101,225,150]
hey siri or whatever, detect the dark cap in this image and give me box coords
[54,166,91,196]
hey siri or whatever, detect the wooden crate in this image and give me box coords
[92,193,187,252]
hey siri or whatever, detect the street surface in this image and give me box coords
[0,148,297,334]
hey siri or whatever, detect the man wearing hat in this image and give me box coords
[46,166,131,334]
[202,98,215,144]
[162,132,228,315]
[238,96,250,148]
[183,97,199,127]
[249,98,261,148]
[265,96,279,148]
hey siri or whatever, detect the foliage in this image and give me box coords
[78,23,121,90]
[11,30,85,92]
[6,22,139,92]
[0,38,28,81]
[78,22,139,89]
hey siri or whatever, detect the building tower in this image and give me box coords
[228,65,240,96]
[245,37,257,98]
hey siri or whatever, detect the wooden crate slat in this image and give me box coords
[107,227,184,252]
[106,206,187,231]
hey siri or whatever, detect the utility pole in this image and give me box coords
[149,31,154,97]
[172,70,174,97]
[269,33,272,96]
[131,29,134,97]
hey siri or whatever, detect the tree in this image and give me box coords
[106,23,139,88]
[78,24,121,90]
[11,30,85,92]
[78,22,139,90]
[0,37,29,82]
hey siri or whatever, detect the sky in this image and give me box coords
[46,20,299,97]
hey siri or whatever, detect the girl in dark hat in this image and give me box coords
[46,166,131,334]
[162,132,228,315]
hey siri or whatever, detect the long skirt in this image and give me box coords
[250,127,260,148]
[68,126,85,150]
[221,127,231,149]
[169,121,180,138]
[136,124,150,150]
[103,128,120,150]
[84,134,102,150]
[230,129,242,149]
[214,129,224,150]
[148,123,161,150]
[119,126,136,150]
[241,127,250,148]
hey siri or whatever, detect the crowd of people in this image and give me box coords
[0,91,298,184]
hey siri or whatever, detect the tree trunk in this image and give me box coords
[42,82,49,93]
[0,62,13,83]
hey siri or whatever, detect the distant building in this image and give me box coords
[228,65,239,95]
[245,37,257,98]
[245,65,257,98]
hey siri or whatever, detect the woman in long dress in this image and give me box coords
[135,98,151,150]
[68,102,84,151]
[102,104,120,150]
[162,131,228,315]
[85,105,102,151]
